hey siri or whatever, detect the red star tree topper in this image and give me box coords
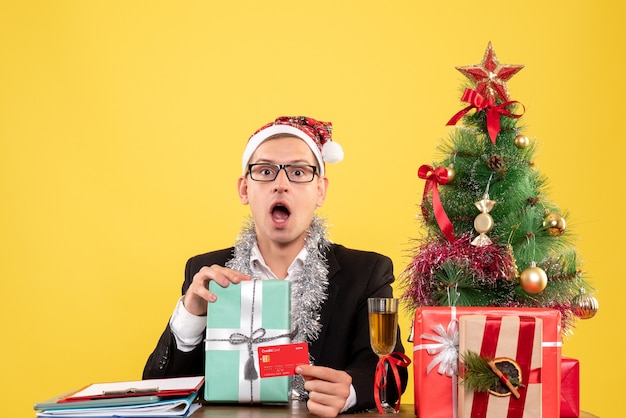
[456,42,524,102]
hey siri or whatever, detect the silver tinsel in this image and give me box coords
[225,216,331,400]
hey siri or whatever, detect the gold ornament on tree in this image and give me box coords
[446,164,456,183]
[519,261,548,294]
[571,288,599,319]
[472,174,496,247]
[514,134,530,149]
[543,212,567,236]
[472,194,496,246]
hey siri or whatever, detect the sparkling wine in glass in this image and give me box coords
[368,297,399,413]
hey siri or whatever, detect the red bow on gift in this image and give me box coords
[446,88,525,144]
[418,165,455,243]
[374,352,411,414]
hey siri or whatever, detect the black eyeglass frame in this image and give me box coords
[247,163,318,183]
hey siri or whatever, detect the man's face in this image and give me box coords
[238,136,328,249]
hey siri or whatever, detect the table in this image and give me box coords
[190,401,412,417]
[190,401,599,417]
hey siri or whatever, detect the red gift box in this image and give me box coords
[560,357,580,417]
[413,307,562,418]
[458,314,543,418]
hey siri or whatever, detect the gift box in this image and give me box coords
[458,314,543,418]
[413,307,562,418]
[205,279,292,403]
[560,357,580,417]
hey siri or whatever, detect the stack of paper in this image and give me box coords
[34,376,204,418]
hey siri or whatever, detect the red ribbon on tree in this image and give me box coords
[374,352,411,414]
[418,165,455,243]
[446,88,525,144]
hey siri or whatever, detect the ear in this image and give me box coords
[237,176,249,205]
[316,176,329,207]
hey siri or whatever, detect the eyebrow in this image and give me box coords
[250,159,315,165]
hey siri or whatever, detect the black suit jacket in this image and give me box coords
[143,243,408,413]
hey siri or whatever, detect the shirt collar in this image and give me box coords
[250,242,307,280]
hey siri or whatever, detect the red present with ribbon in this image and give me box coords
[412,307,561,418]
[458,315,543,418]
[560,357,580,417]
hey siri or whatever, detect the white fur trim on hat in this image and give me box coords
[242,125,326,175]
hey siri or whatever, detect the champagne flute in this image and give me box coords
[367,297,399,414]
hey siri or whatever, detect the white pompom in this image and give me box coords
[322,141,344,163]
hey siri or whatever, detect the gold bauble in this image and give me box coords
[514,134,530,149]
[519,262,547,293]
[572,289,599,319]
[446,165,456,183]
[474,213,494,234]
[543,212,567,236]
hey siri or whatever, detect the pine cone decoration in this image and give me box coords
[487,155,504,170]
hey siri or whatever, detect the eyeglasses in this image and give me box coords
[247,163,318,183]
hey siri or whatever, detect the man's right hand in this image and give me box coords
[183,265,251,316]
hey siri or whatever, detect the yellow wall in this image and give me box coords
[1,1,622,416]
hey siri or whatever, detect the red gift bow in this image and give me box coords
[446,88,525,144]
[374,352,411,414]
[418,164,455,243]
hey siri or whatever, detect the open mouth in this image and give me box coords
[271,203,290,223]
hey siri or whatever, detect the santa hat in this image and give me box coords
[241,116,344,176]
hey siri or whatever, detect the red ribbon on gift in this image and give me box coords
[446,88,525,144]
[418,165,455,243]
[470,316,539,418]
[374,352,411,414]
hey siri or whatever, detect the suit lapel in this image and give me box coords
[309,245,340,362]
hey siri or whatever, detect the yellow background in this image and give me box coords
[1,1,622,416]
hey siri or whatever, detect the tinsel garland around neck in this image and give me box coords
[225,216,331,344]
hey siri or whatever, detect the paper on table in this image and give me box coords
[37,392,200,417]
[60,376,204,402]
[35,394,160,411]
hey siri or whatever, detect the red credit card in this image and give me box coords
[258,342,309,378]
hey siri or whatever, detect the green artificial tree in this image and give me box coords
[401,42,598,334]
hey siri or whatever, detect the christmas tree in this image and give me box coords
[401,43,598,334]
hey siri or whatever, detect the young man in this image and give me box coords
[143,116,407,417]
